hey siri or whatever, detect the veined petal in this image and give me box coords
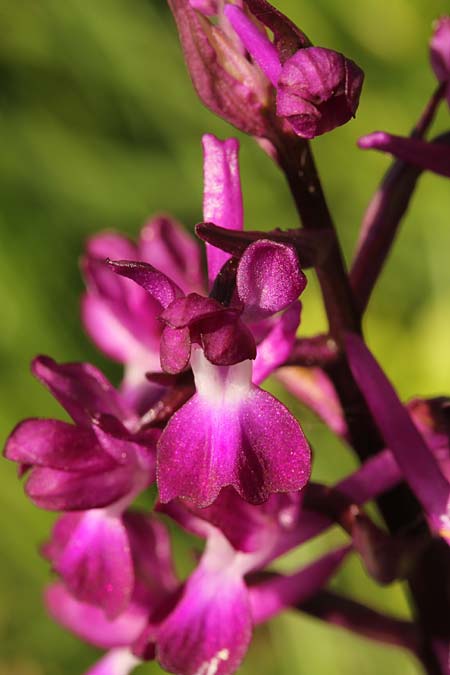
[84,649,141,675]
[45,583,147,649]
[202,135,244,287]
[43,510,134,618]
[157,350,310,507]
[237,240,306,320]
[32,356,132,428]
[4,419,112,472]
[156,542,252,675]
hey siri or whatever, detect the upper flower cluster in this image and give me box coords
[169,0,364,139]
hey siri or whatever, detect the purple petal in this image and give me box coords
[107,260,184,309]
[178,487,303,554]
[86,232,139,261]
[91,415,158,473]
[252,302,301,385]
[277,47,364,138]
[224,5,281,86]
[237,240,306,320]
[201,316,257,366]
[276,365,348,438]
[124,512,179,600]
[4,419,112,472]
[249,545,350,623]
[45,583,147,649]
[32,356,132,428]
[43,510,134,618]
[138,215,205,294]
[202,135,244,286]
[358,132,450,178]
[81,293,161,369]
[156,556,252,675]
[345,333,450,540]
[430,17,450,100]
[160,293,224,329]
[160,326,192,374]
[157,351,311,506]
[26,464,135,511]
[84,649,141,675]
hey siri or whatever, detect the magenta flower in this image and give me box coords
[5,357,158,615]
[82,215,204,413]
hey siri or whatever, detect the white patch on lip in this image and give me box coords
[195,648,231,675]
[191,347,252,407]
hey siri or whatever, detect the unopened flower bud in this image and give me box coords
[168,0,271,136]
[277,47,364,139]
[430,16,450,105]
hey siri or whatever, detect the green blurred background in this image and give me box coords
[1,0,449,673]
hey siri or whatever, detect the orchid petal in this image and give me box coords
[202,135,244,287]
[252,302,301,385]
[276,365,348,439]
[45,583,147,649]
[237,240,306,320]
[32,356,132,428]
[157,351,310,506]
[160,326,192,374]
[25,464,135,511]
[43,510,134,618]
[157,549,252,675]
[224,5,281,86]
[138,215,205,294]
[4,419,112,472]
[107,260,184,309]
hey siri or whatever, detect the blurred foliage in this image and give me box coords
[1,0,449,673]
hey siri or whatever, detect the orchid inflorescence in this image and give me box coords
[5,3,450,675]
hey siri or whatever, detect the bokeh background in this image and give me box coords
[1,0,449,673]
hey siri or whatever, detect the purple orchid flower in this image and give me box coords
[111,249,309,507]
[82,215,205,414]
[4,357,158,615]
[106,132,309,507]
[224,2,364,138]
